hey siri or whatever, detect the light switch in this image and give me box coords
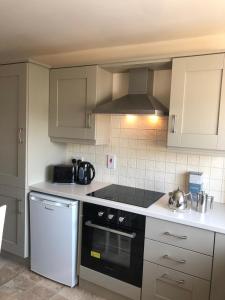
[107,154,116,169]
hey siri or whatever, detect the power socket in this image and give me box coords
[107,154,116,169]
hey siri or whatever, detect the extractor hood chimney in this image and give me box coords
[92,68,169,115]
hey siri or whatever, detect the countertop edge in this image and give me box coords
[29,182,225,235]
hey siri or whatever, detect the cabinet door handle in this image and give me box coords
[163,231,188,240]
[161,273,185,285]
[86,112,92,128]
[162,254,186,264]
[171,115,176,133]
[17,200,22,215]
[18,128,23,144]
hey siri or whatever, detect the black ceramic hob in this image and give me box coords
[87,184,164,208]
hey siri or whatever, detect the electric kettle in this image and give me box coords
[76,161,95,185]
[168,187,192,211]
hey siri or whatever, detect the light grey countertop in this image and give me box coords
[30,181,225,234]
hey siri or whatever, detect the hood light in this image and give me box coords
[126,115,137,123]
[148,115,159,124]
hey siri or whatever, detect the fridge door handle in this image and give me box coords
[42,200,71,208]
[44,205,55,211]
[30,193,77,207]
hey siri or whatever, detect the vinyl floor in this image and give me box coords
[0,255,106,300]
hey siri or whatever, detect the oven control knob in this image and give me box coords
[108,214,114,220]
[119,217,125,223]
[98,211,104,217]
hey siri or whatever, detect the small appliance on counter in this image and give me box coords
[76,161,95,185]
[194,191,214,213]
[168,187,192,211]
[53,159,95,185]
[53,164,75,184]
[168,187,214,214]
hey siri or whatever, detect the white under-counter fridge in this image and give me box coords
[30,191,78,287]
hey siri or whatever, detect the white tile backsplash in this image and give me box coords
[66,115,225,203]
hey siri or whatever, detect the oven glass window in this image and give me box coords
[92,228,131,268]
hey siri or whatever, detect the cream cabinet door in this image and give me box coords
[0,186,27,257]
[168,54,225,150]
[49,66,98,141]
[0,64,27,188]
[142,261,210,300]
[211,233,225,300]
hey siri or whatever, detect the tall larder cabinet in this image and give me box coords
[0,63,65,257]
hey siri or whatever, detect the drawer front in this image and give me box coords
[144,239,212,280]
[142,261,210,300]
[146,217,214,255]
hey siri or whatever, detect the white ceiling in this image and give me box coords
[1,0,225,62]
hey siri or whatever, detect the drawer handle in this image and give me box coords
[163,232,188,240]
[162,254,186,264]
[161,273,185,285]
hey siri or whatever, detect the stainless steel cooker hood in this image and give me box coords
[93,68,169,116]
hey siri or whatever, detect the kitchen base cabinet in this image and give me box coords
[211,233,225,300]
[0,186,27,257]
[142,261,210,300]
[144,239,212,281]
[142,217,212,300]
[145,217,214,256]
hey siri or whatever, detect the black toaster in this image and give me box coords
[53,164,75,184]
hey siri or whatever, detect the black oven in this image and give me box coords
[81,202,146,287]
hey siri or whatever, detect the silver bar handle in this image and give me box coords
[17,199,22,215]
[30,196,72,208]
[44,205,54,211]
[162,254,186,264]
[171,115,176,133]
[163,231,188,240]
[42,200,71,208]
[85,220,136,239]
[161,273,185,285]
[18,128,23,144]
[86,112,92,128]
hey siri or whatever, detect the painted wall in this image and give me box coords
[67,115,225,203]
[34,33,225,67]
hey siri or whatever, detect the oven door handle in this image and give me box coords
[85,220,136,239]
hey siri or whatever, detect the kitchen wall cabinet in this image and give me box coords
[142,217,213,300]
[49,65,112,145]
[210,233,225,300]
[168,53,225,150]
[0,63,65,257]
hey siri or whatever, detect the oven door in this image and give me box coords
[81,219,144,287]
